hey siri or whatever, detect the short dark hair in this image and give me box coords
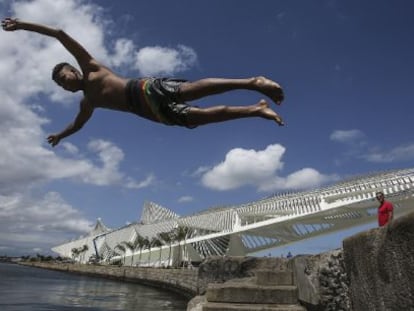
[376,191,384,197]
[51,62,71,81]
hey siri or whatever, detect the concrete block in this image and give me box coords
[255,269,294,286]
[206,282,299,304]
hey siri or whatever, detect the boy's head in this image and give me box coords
[376,191,385,203]
[52,62,83,92]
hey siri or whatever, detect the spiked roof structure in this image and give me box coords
[52,167,414,265]
[88,218,110,236]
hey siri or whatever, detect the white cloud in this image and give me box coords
[39,138,153,189]
[0,132,148,195]
[330,129,414,164]
[362,144,414,163]
[135,45,198,76]
[82,139,125,185]
[201,144,337,192]
[258,168,338,192]
[0,192,93,255]
[109,38,136,68]
[178,196,194,203]
[61,142,79,155]
[191,166,211,177]
[202,144,285,191]
[330,129,365,143]
[125,174,156,189]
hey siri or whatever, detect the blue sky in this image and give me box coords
[0,0,413,256]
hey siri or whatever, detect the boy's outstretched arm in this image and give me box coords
[2,17,93,68]
[47,99,94,147]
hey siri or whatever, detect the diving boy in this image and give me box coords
[2,18,285,147]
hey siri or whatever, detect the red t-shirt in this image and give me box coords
[378,200,393,227]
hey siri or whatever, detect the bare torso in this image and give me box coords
[79,61,159,123]
[82,64,130,111]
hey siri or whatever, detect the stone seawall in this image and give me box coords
[21,256,290,299]
[21,262,199,298]
[343,211,414,311]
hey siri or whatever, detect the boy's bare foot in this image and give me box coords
[253,76,284,105]
[257,99,284,126]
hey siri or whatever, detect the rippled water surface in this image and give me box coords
[0,263,188,311]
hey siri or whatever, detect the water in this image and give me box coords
[0,263,188,311]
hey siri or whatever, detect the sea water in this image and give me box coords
[0,262,188,311]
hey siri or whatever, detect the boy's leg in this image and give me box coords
[186,99,284,126]
[178,76,284,105]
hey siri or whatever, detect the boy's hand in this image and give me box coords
[47,134,61,147]
[1,18,19,31]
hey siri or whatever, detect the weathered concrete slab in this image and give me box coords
[202,302,307,311]
[206,282,299,304]
[255,269,294,286]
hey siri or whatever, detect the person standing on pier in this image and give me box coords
[376,191,394,227]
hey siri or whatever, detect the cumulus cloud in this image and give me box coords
[109,38,136,68]
[258,168,337,192]
[0,134,150,195]
[201,144,337,192]
[135,45,198,76]
[82,139,125,185]
[190,166,211,177]
[61,142,79,155]
[202,144,285,191]
[0,192,93,255]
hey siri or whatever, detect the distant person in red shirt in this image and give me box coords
[376,191,394,227]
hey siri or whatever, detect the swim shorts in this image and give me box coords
[125,78,197,128]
